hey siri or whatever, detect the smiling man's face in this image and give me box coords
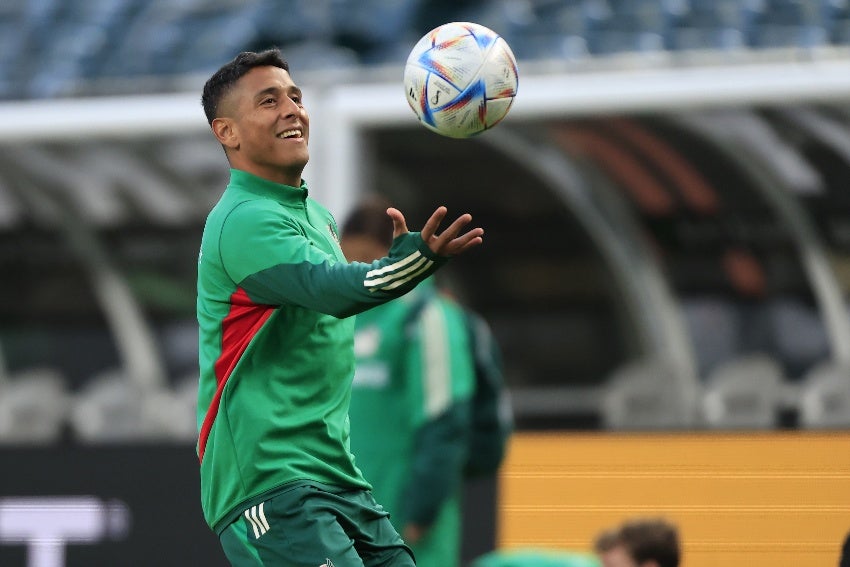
[213,65,309,187]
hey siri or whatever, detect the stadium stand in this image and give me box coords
[0,0,849,99]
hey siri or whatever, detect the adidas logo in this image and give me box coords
[320,560,335,567]
[244,502,270,539]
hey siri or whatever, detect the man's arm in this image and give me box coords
[219,203,482,318]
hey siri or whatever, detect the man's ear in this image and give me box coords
[212,117,239,150]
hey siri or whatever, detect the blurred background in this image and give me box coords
[0,0,849,566]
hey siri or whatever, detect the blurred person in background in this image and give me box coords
[594,518,680,567]
[468,517,679,567]
[195,48,483,567]
[341,196,510,567]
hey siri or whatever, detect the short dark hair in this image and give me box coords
[340,196,395,250]
[593,528,619,553]
[618,518,680,567]
[201,48,290,125]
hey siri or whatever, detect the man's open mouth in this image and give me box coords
[277,129,302,139]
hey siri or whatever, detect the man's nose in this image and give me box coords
[280,97,300,117]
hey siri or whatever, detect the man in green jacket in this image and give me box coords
[196,48,483,567]
[341,198,477,567]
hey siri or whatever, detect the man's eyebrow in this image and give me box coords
[254,85,302,100]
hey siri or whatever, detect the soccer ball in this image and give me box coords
[403,22,519,139]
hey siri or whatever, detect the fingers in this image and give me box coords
[419,206,448,241]
[390,205,483,256]
[443,227,484,256]
[386,207,408,238]
[422,206,483,256]
[434,212,473,244]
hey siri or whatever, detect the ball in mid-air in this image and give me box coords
[403,21,519,139]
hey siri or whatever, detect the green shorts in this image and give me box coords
[219,483,415,567]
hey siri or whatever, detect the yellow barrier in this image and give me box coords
[498,431,850,566]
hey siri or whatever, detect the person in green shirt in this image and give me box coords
[470,549,601,567]
[340,198,478,567]
[468,517,680,567]
[196,48,483,567]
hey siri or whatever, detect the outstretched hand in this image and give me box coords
[386,206,483,257]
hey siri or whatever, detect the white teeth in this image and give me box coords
[278,129,302,139]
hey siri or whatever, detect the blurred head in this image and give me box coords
[201,48,309,186]
[340,196,395,263]
[594,518,680,567]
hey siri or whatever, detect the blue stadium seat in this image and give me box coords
[252,0,334,46]
[501,0,591,61]
[171,8,261,75]
[57,0,145,81]
[0,21,26,99]
[824,0,850,44]
[585,0,668,56]
[747,0,830,48]
[94,0,260,78]
[24,23,111,98]
[329,0,420,64]
[667,0,750,51]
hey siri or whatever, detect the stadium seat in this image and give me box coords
[26,22,109,98]
[700,354,784,429]
[70,369,182,442]
[71,368,201,442]
[501,0,591,61]
[251,0,334,47]
[139,374,199,442]
[171,9,261,75]
[329,0,420,64]
[274,40,361,74]
[666,0,751,51]
[70,370,150,442]
[0,367,69,443]
[748,0,829,49]
[799,361,850,428]
[601,356,700,430]
[681,296,745,378]
[826,0,850,45]
[586,0,668,56]
[766,297,830,381]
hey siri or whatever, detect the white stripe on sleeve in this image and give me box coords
[364,256,433,290]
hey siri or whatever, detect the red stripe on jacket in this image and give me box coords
[198,288,274,463]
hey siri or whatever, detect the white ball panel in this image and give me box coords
[483,96,514,128]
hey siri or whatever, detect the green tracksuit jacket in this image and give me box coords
[196,169,446,533]
[348,281,475,567]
